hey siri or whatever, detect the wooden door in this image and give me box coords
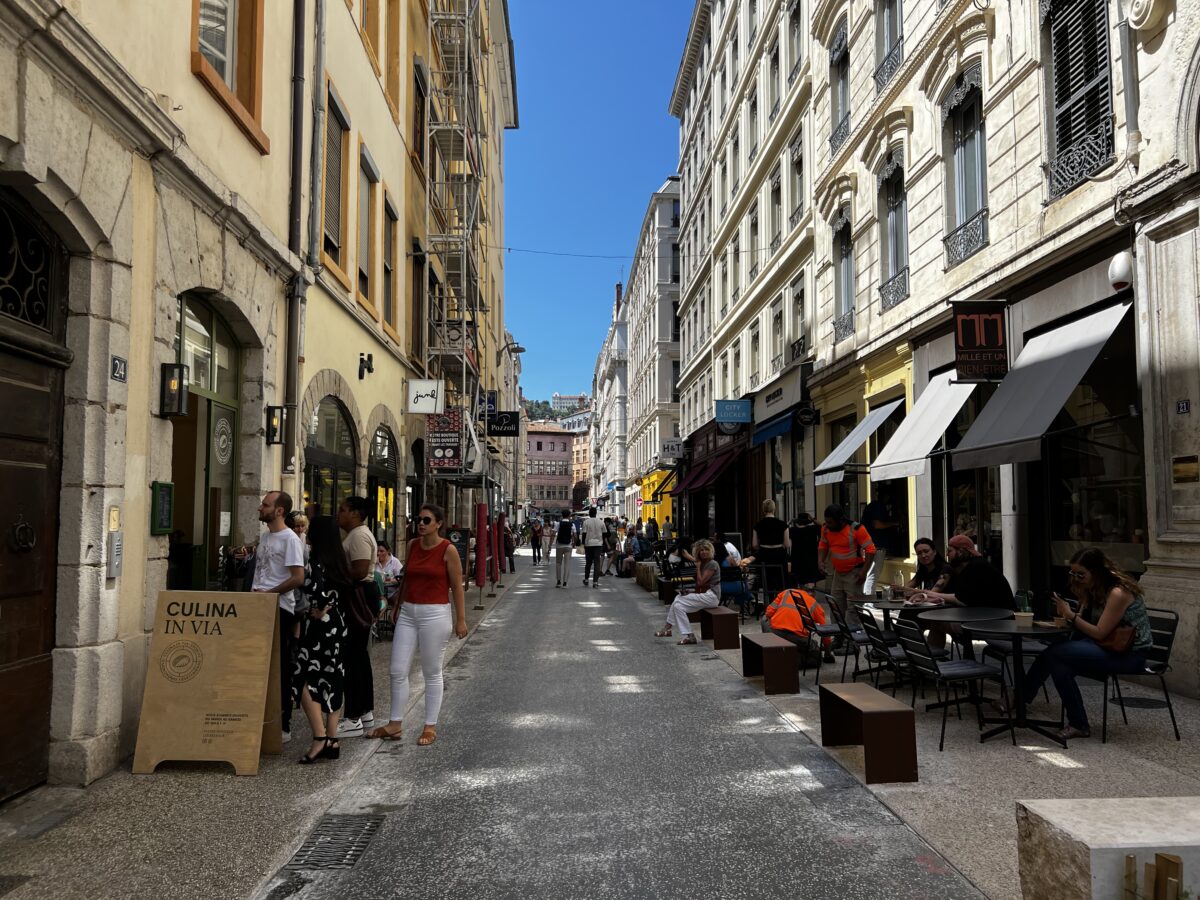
[0,192,68,801]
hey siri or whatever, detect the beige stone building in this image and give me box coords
[670,0,1200,695]
[0,0,516,799]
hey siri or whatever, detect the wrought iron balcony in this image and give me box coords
[732,383,742,398]
[789,59,802,85]
[1047,123,1114,201]
[879,266,909,311]
[749,24,757,45]
[731,177,740,197]
[720,304,728,318]
[789,204,804,230]
[873,38,904,93]
[833,309,855,343]
[732,286,741,304]
[749,373,760,389]
[789,335,807,362]
[944,208,989,268]
[771,353,783,373]
[749,261,760,279]
[720,201,728,217]
[770,233,781,255]
[749,143,758,164]
[769,99,780,122]
[830,113,851,154]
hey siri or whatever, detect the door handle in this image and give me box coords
[11,515,36,553]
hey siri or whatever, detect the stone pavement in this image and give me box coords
[259,552,981,900]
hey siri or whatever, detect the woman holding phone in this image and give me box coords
[368,504,468,746]
[655,540,721,645]
[1019,548,1153,740]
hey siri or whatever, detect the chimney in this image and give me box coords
[615,281,622,309]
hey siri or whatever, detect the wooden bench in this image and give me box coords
[741,633,799,694]
[699,606,739,650]
[818,682,918,784]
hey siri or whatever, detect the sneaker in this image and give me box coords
[337,717,364,738]
[593,582,599,588]
[281,728,292,744]
[822,651,837,664]
[556,580,561,586]
[361,712,375,728]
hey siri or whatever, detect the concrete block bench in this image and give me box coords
[1016,797,1200,900]
[699,606,739,650]
[635,561,658,591]
[741,632,799,694]
[818,682,918,784]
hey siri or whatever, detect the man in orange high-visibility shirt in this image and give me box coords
[817,503,878,630]
[762,587,837,665]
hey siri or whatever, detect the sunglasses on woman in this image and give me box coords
[417,516,435,526]
[1068,570,1087,581]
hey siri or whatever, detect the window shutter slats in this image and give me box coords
[1047,0,1112,199]
[324,107,344,253]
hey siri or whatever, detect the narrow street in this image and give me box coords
[262,552,981,900]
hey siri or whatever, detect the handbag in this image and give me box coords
[1095,623,1134,653]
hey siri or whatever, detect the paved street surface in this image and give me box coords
[262,552,982,900]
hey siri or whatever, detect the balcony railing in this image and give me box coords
[833,309,855,343]
[944,208,989,268]
[720,304,728,318]
[749,143,758,164]
[1047,122,1114,201]
[879,265,909,311]
[749,261,760,279]
[732,286,741,304]
[830,113,851,154]
[732,383,742,398]
[771,353,783,373]
[789,58,802,85]
[731,177,740,197]
[770,233,781,255]
[789,335,807,362]
[789,203,804,230]
[873,38,904,93]
[769,98,780,122]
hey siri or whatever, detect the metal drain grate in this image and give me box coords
[285,814,384,870]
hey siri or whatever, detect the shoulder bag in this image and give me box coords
[1095,623,1135,653]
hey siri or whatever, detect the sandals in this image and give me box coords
[654,627,673,637]
[417,726,438,746]
[299,736,332,765]
[677,635,697,645]
[367,723,403,741]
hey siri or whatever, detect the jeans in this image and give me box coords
[531,539,541,563]
[1022,636,1147,730]
[388,603,453,725]
[583,545,603,583]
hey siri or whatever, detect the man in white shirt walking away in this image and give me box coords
[251,491,306,742]
[581,507,607,588]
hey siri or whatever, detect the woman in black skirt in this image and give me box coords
[294,516,351,764]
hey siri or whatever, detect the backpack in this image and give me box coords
[556,520,573,545]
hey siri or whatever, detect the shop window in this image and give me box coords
[169,296,241,590]
[193,0,269,152]
[368,426,399,552]
[305,396,358,517]
[867,402,910,557]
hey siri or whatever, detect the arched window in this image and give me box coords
[305,396,358,516]
[878,151,909,309]
[368,426,399,551]
[942,64,989,266]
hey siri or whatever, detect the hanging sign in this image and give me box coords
[953,301,1009,382]
[408,379,445,414]
[488,411,520,437]
[660,438,683,460]
[133,591,281,776]
[427,410,463,469]
[715,399,752,423]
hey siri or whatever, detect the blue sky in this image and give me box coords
[503,0,693,403]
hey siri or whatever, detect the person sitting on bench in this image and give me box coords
[762,587,836,664]
[655,540,721,645]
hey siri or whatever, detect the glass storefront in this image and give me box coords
[305,396,358,517]
[867,402,910,556]
[828,414,858,517]
[368,426,400,551]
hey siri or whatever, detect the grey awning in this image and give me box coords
[813,398,904,485]
[953,302,1130,470]
[871,371,976,481]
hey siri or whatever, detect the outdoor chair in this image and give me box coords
[1094,607,1182,743]
[720,566,755,621]
[796,597,842,686]
[823,596,871,683]
[857,606,909,696]
[893,617,1016,752]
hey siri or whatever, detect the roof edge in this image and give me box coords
[668,0,710,119]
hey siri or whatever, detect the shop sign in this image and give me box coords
[715,399,752,423]
[660,438,683,460]
[427,410,463,469]
[488,411,520,437]
[953,301,1009,382]
[408,379,445,414]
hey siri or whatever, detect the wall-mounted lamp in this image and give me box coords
[496,341,526,367]
[265,405,287,445]
[358,352,374,380]
[159,363,189,417]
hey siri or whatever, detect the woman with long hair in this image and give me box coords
[751,499,791,597]
[655,539,721,645]
[1020,547,1153,740]
[906,538,949,592]
[294,516,351,764]
[368,504,467,746]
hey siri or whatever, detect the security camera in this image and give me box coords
[1108,251,1133,292]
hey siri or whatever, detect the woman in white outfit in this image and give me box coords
[656,540,722,645]
[368,504,467,746]
[541,517,553,565]
[554,517,575,587]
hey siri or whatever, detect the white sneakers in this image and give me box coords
[337,715,373,738]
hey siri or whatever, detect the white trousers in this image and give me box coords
[555,545,573,583]
[667,589,718,636]
[542,534,553,559]
[862,548,887,596]
[388,602,453,725]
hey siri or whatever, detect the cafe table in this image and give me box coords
[865,599,942,634]
[915,606,1015,661]
[961,619,1072,747]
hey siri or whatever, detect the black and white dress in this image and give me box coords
[293,562,349,714]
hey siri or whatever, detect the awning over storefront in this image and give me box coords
[813,398,904,485]
[651,468,678,499]
[691,451,739,491]
[871,371,976,481]
[672,451,732,495]
[953,302,1130,470]
[669,460,708,495]
[751,413,794,447]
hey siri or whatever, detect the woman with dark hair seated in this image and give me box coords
[907,537,950,592]
[1020,547,1154,741]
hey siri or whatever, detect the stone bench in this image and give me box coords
[1016,797,1200,900]
[699,606,739,650]
[634,561,658,591]
[818,682,918,785]
[740,632,799,694]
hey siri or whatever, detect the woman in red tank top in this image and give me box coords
[368,504,466,745]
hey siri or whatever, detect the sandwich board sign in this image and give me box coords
[133,591,281,776]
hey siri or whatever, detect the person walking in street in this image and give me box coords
[656,540,721,645]
[581,507,606,587]
[503,522,517,573]
[554,515,574,587]
[336,496,378,738]
[645,517,659,545]
[368,503,468,747]
[251,491,306,743]
[541,516,554,565]
[752,499,791,598]
[294,516,350,764]
[530,519,543,564]
[817,504,877,630]
[662,515,674,543]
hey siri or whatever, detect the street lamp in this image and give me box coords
[496,340,526,367]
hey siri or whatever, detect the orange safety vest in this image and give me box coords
[765,588,827,639]
[819,522,876,574]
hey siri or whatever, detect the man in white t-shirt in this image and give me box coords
[251,490,305,741]
[336,496,377,737]
[581,507,607,588]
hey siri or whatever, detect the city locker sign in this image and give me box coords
[953,301,1009,382]
[133,591,282,775]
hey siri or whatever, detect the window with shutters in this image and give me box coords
[412,70,428,167]
[359,0,381,72]
[357,145,379,314]
[382,195,398,331]
[385,0,401,117]
[322,82,351,288]
[1044,0,1114,201]
[192,0,269,152]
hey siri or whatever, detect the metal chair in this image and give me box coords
[1100,607,1182,743]
[893,617,1015,752]
[822,595,871,683]
[857,606,909,696]
[795,595,842,685]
